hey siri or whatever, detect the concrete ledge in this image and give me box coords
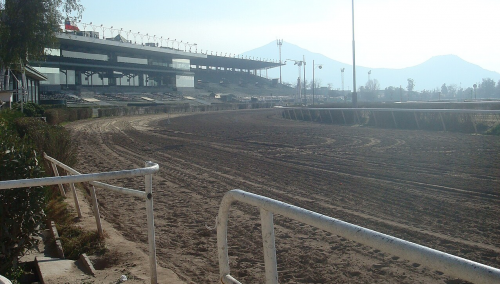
[78,254,96,276]
[49,221,65,259]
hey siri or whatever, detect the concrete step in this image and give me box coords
[35,256,94,284]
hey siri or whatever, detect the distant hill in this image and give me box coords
[242,41,500,91]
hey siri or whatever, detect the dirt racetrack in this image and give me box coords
[67,109,500,283]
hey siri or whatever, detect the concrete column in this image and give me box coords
[107,52,117,86]
[139,73,144,87]
[75,71,82,86]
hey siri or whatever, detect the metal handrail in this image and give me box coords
[217,189,500,284]
[0,154,158,191]
[0,154,159,284]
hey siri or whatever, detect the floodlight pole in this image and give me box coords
[352,0,358,107]
[277,39,283,84]
[313,60,315,105]
[303,55,306,104]
[312,60,322,106]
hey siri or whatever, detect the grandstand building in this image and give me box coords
[31,30,281,94]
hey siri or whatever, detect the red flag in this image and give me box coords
[65,20,80,31]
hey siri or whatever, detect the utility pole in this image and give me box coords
[276,39,283,84]
[303,55,306,104]
[313,60,322,106]
[351,0,357,107]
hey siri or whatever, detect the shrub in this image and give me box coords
[11,102,45,118]
[0,123,46,275]
[13,117,77,167]
[485,123,500,135]
[44,107,92,125]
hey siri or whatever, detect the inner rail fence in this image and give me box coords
[217,189,500,284]
[0,154,159,284]
[275,107,500,133]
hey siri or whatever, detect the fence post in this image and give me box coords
[260,208,278,284]
[372,111,378,127]
[470,113,477,134]
[354,110,360,125]
[341,110,347,124]
[145,161,158,284]
[391,111,397,128]
[50,162,66,196]
[68,174,82,218]
[413,111,419,129]
[90,185,104,237]
[439,112,447,131]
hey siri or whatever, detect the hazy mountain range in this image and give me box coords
[242,41,500,91]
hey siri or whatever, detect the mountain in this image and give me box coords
[242,41,500,91]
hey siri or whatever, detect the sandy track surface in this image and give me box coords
[67,109,499,283]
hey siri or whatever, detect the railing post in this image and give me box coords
[50,162,66,196]
[90,185,104,237]
[68,174,82,218]
[145,161,158,284]
[413,111,420,129]
[260,209,278,284]
[470,113,477,133]
[372,110,378,127]
[439,112,447,131]
[392,111,398,128]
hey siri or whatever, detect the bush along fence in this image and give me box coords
[277,107,500,134]
[97,102,276,118]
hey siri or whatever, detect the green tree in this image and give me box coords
[365,79,380,92]
[407,78,415,92]
[384,86,396,100]
[441,83,448,95]
[478,78,496,98]
[0,0,83,89]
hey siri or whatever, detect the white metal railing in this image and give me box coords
[0,154,159,284]
[216,189,500,284]
[275,106,500,132]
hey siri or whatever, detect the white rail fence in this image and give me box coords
[217,189,500,284]
[0,154,159,284]
[276,107,500,133]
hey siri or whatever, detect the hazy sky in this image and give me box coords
[78,0,500,73]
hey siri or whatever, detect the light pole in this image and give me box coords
[312,60,323,105]
[303,55,306,104]
[351,0,357,107]
[276,39,283,84]
[341,68,345,102]
[286,58,305,103]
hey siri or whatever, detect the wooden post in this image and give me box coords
[413,111,420,129]
[90,185,104,237]
[439,112,447,131]
[68,174,82,218]
[51,163,66,196]
[392,111,398,129]
[470,113,477,134]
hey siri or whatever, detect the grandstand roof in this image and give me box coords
[190,55,281,70]
[57,33,205,60]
